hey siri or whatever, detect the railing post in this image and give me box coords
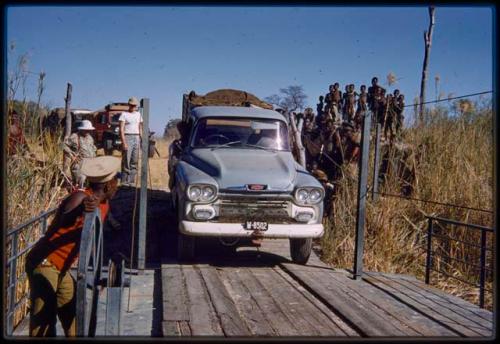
[353,111,371,280]
[425,217,433,284]
[372,123,381,201]
[479,229,487,308]
[7,232,19,336]
[138,98,149,273]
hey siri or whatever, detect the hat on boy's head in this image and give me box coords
[81,156,121,183]
[128,97,139,106]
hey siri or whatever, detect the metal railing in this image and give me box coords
[424,216,494,309]
[5,207,57,336]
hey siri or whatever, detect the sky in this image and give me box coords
[6,5,494,134]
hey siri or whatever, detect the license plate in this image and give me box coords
[244,221,268,231]
[115,140,122,145]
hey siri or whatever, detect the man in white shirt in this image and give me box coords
[119,97,143,185]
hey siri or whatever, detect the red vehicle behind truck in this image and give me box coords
[92,102,128,154]
[92,102,156,157]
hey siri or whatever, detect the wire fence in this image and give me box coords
[403,90,493,108]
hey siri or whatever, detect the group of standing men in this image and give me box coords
[26,97,143,337]
[313,77,405,140]
[62,97,143,189]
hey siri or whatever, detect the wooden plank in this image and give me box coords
[233,268,300,336]
[251,267,330,336]
[368,273,493,335]
[280,263,409,336]
[321,270,458,336]
[183,266,224,336]
[162,265,189,321]
[273,267,360,337]
[219,267,276,336]
[254,266,349,336]
[179,321,192,336]
[162,321,180,336]
[363,273,488,337]
[199,267,251,336]
[395,275,493,324]
[308,268,422,336]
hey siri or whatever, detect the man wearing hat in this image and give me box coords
[62,119,97,188]
[25,156,121,337]
[119,97,143,186]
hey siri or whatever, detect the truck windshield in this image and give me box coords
[191,118,290,151]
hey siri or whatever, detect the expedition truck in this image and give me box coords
[168,89,325,264]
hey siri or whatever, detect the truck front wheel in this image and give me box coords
[176,201,195,261]
[289,238,312,265]
[177,233,195,262]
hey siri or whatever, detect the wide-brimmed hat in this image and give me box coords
[77,120,95,131]
[81,156,121,183]
[128,97,139,106]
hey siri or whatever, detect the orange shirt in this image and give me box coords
[46,189,109,272]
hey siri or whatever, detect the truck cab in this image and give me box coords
[92,103,129,154]
[169,90,325,264]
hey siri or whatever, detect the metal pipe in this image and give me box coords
[372,123,381,201]
[353,111,371,280]
[426,216,493,232]
[7,232,19,335]
[479,230,487,308]
[7,208,57,237]
[425,217,433,284]
[138,98,150,272]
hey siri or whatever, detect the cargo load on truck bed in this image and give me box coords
[182,89,273,122]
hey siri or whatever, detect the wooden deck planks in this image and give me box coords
[363,273,490,337]
[320,269,459,336]
[219,267,277,336]
[161,265,189,322]
[183,265,224,336]
[273,267,360,337]
[393,275,493,328]
[160,239,492,339]
[280,263,414,336]
[250,267,324,336]
[232,268,300,336]
[364,273,493,336]
[198,266,252,336]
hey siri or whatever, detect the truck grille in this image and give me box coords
[217,198,294,224]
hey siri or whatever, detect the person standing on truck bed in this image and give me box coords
[25,156,120,337]
[119,97,143,186]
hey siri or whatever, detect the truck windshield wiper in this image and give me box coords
[211,141,242,150]
[239,143,277,152]
[211,141,276,152]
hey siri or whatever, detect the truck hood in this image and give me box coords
[188,148,297,191]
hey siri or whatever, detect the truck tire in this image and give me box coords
[176,200,195,261]
[289,238,312,265]
[177,234,195,262]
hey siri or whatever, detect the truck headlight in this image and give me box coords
[294,187,324,205]
[187,184,217,202]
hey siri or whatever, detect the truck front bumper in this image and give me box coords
[180,221,324,238]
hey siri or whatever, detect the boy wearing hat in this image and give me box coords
[119,97,143,186]
[25,156,121,337]
[62,119,97,188]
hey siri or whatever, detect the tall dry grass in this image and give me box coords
[320,102,494,309]
[6,48,68,329]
